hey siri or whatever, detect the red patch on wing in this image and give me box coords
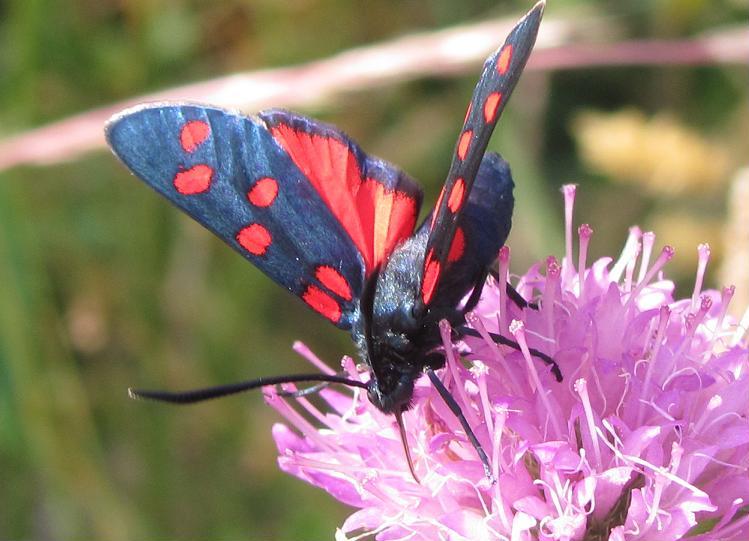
[236,223,272,256]
[302,285,341,323]
[483,92,502,123]
[457,130,472,161]
[270,124,418,274]
[248,177,279,207]
[180,120,210,152]
[421,250,441,305]
[497,44,513,75]
[447,227,465,263]
[173,164,213,194]
[315,265,352,301]
[447,178,465,213]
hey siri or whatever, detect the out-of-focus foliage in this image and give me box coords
[0,0,746,539]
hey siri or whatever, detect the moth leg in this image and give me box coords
[275,368,369,398]
[506,282,538,310]
[458,326,562,382]
[462,271,538,317]
[489,269,539,310]
[276,381,330,398]
[461,270,490,316]
[426,367,494,482]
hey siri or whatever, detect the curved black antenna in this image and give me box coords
[128,373,368,404]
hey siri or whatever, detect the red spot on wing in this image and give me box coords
[497,44,513,75]
[173,164,213,194]
[180,120,210,152]
[302,285,342,323]
[236,223,272,255]
[483,92,502,123]
[447,227,465,263]
[247,177,278,207]
[315,265,352,301]
[269,124,418,274]
[447,178,465,213]
[421,250,441,305]
[457,130,472,161]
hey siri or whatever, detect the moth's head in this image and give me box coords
[363,319,423,414]
[366,368,416,414]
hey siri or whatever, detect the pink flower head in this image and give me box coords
[268,185,749,540]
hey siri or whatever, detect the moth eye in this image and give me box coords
[411,303,426,321]
[392,306,418,334]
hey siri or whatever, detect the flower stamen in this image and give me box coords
[691,244,711,311]
[577,223,593,301]
[714,285,735,340]
[611,226,642,283]
[542,257,560,340]
[637,231,656,284]
[498,246,511,332]
[439,320,480,429]
[628,245,675,305]
[511,320,564,439]
[466,311,524,396]
[575,378,604,469]
[293,341,337,375]
[563,184,577,274]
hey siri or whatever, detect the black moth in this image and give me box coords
[106,1,559,480]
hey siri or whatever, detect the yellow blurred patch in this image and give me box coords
[572,109,730,196]
[646,212,722,275]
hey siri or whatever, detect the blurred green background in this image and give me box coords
[0,0,746,539]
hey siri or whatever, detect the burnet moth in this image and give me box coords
[105,1,559,481]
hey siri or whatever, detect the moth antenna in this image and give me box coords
[128,373,368,404]
[394,407,421,484]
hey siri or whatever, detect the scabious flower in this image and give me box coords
[267,185,749,541]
